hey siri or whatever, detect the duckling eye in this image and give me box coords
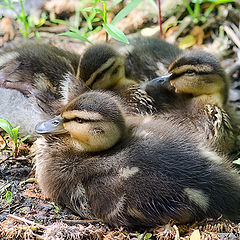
[75,117,84,123]
[111,66,120,76]
[185,69,196,75]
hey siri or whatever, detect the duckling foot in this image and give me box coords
[0,79,34,97]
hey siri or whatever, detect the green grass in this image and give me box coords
[0,118,30,158]
[182,0,234,24]
[0,0,45,39]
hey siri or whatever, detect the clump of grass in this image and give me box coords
[0,0,44,38]
[183,0,234,24]
[0,118,30,158]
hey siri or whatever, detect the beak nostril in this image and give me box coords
[52,120,60,125]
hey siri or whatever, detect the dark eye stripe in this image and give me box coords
[90,64,113,86]
[63,117,100,123]
[172,70,213,79]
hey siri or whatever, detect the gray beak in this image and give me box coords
[140,72,173,90]
[149,72,173,84]
[35,115,66,135]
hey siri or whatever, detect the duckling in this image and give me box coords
[142,50,237,154]
[79,43,156,114]
[0,43,87,137]
[119,36,182,82]
[35,90,240,228]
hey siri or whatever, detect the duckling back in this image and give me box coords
[120,37,182,82]
[35,91,240,228]
[0,43,86,137]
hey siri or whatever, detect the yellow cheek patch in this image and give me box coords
[63,122,89,143]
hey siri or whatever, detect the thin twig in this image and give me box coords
[0,153,14,164]
[157,0,163,39]
[8,214,47,230]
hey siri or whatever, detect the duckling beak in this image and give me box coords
[150,73,173,84]
[140,72,173,90]
[35,115,66,135]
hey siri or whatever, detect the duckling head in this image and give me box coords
[35,91,126,152]
[80,44,135,90]
[150,51,229,106]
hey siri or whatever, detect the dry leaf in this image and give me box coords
[0,17,15,44]
[178,34,196,49]
[191,26,204,45]
[0,135,6,150]
[24,189,50,200]
[190,229,201,240]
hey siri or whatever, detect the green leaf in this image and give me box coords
[111,0,142,25]
[103,23,129,44]
[233,159,240,165]
[19,135,31,144]
[83,7,104,19]
[0,119,14,139]
[144,233,152,239]
[58,32,93,44]
[12,126,20,144]
[6,190,12,204]
[102,0,107,23]
[51,19,72,27]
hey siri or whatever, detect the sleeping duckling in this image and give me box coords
[79,43,156,114]
[0,43,86,137]
[143,50,237,154]
[35,90,240,228]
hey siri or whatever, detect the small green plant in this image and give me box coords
[6,190,13,214]
[54,0,144,44]
[0,0,44,38]
[183,0,234,24]
[130,232,152,239]
[51,202,60,214]
[0,118,30,158]
[233,159,240,165]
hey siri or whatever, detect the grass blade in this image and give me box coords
[58,32,93,44]
[0,119,14,139]
[111,0,142,25]
[19,135,31,144]
[103,23,129,44]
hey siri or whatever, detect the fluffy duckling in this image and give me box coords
[143,50,237,154]
[79,43,156,114]
[120,36,182,82]
[0,43,86,137]
[35,90,240,228]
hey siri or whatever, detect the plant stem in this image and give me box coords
[156,0,163,39]
[182,0,194,16]
[14,146,18,158]
[19,0,29,38]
